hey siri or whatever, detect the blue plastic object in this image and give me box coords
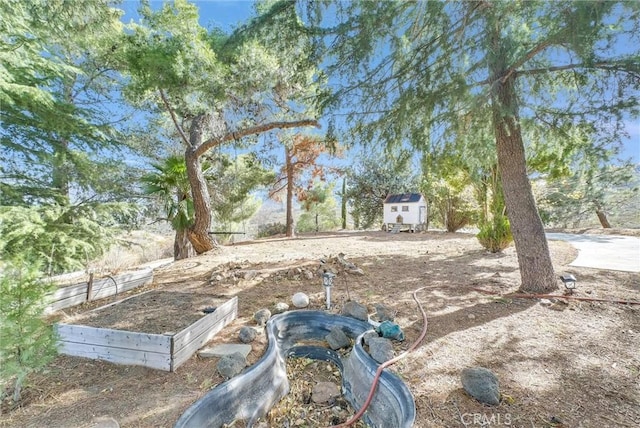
[376,320,405,341]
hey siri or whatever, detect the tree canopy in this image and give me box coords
[0,0,142,273]
[117,0,321,253]
[297,0,640,292]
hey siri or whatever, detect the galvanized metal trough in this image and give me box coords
[174,310,415,428]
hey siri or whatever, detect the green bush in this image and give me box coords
[477,215,513,253]
[0,260,58,405]
[256,222,287,238]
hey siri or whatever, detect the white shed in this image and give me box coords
[383,193,427,232]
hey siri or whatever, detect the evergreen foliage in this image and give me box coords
[537,163,639,228]
[0,204,130,275]
[208,152,275,242]
[256,222,287,238]
[0,260,58,404]
[345,149,419,229]
[432,183,477,233]
[297,182,340,233]
[118,0,321,253]
[477,214,513,253]
[1,0,145,273]
[302,0,640,292]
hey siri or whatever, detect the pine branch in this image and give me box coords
[516,61,640,78]
[194,119,320,158]
[158,89,191,148]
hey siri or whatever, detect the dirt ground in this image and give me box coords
[1,230,639,428]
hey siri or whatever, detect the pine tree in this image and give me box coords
[302,0,640,292]
[0,260,58,404]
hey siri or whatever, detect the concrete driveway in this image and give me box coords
[546,233,640,273]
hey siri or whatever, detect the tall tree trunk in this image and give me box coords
[174,228,195,260]
[185,114,219,253]
[285,145,296,237]
[341,178,347,229]
[488,17,557,293]
[595,204,612,228]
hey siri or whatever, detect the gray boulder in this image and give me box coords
[341,301,368,321]
[238,326,258,343]
[325,326,351,350]
[272,302,289,314]
[362,330,379,346]
[368,337,394,364]
[312,382,341,404]
[216,352,247,379]
[461,367,500,406]
[253,308,271,326]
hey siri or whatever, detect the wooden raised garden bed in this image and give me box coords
[45,268,154,314]
[55,293,238,372]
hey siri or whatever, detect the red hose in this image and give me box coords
[334,286,637,427]
[332,287,429,427]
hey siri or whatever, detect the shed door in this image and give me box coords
[419,206,426,224]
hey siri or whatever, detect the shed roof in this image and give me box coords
[384,193,423,204]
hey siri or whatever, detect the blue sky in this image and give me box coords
[120,0,639,164]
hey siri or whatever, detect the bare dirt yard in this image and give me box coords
[1,230,638,428]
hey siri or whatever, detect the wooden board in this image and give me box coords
[45,269,153,314]
[90,269,153,300]
[171,297,238,371]
[57,341,171,371]
[56,324,171,354]
[55,297,237,372]
[56,324,172,371]
[51,282,89,301]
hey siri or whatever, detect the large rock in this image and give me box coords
[292,292,310,308]
[341,301,368,321]
[312,382,341,404]
[376,320,405,341]
[368,337,394,364]
[461,367,500,406]
[217,352,247,379]
[238,326,258,343]
[362,330,380,346]
[325,326,351,350]
[272,302,290,314]
[253,308,272,326]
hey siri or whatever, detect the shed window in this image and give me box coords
[402,206,409,212]
[390,206,398,212]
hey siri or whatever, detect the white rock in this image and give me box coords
[292,292,310,308]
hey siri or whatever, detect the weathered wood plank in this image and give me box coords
[45,294,88,314]
[45,269,153,314]
[56,324,171,354]
[57,341,171,371]
[172,297,238,351]
[171,297,238,370]
[89,269,153,301]
[50,282,89,300]
[171,308,238,370]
